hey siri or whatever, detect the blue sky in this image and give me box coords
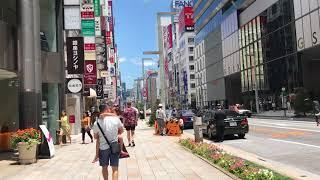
[114,0,171,89]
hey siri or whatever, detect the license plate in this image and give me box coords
[229,122,237,127]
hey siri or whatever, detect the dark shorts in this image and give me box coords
[125,125,136,131]
[99,148,120,167]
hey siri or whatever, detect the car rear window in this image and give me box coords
[225,110,239,117]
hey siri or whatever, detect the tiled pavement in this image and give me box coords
[0,122,232,180]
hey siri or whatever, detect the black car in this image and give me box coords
[178,110,194,129]
[201,109,249,139]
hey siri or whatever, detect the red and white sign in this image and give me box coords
[84,60,97,84]
[167,24,173,49]
[179,6,194,35]
[81,11,94,19]
[84,43,96,51]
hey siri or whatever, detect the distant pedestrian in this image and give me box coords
[214,105,226,142]
[92,104,124,180]
[81,112,93,144]
[179,118,184,134]
[272,102,276,112]
[156,104,166,136]
[123,102,138,147]
[57,110,72,145]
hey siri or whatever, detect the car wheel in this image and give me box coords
[238,134,246,139]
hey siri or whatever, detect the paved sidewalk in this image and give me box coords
[0,122,231,180]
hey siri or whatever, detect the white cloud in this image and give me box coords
[144,61,157,67]
[119,57,127,63]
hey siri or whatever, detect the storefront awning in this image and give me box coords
[88,88,97,98]
[0,69,18,80]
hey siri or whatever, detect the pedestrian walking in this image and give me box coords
[156,104,166,136]
[214,105,226,142]
[92,104,124,180]
[123,102,138,147]
[81,112,93,144]
[57,110,71,145]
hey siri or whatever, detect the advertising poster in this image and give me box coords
[39,125,55,158]
[84,60,97,84]
[96,78,104,99]
[66,37,84,74]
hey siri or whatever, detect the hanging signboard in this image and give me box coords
[84,51,96,60]
[64,0,80,5]
[94,0,101,16]
[66,37,84,74]
[96,78,104,99]
[64,6,81,30]
[83,86,90,96]
[84,60,97,84]
[84,43,96,51]
[95,17,101,36]
[66,78,83,94]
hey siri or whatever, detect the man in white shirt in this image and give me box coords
[92,104,124,180]
[156,104,166,136]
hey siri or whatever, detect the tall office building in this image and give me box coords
[194,0,320,111]
[0,1,65,143]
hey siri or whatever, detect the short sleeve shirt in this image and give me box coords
[123,108,137,127]
[92,116,123,150]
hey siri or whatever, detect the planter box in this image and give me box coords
[17,142,37,164]
[0,133,12,151]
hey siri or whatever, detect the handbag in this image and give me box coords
[97,121,121,154]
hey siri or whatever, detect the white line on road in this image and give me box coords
[269,138,320,149]
[250,123,320,133]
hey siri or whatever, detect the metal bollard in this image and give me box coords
[193,116,203,142]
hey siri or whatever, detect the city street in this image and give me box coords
[0,122,231,180]
[185,118,320,176]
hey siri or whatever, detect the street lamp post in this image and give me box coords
[194,75,203,108]
[141,58,153,120]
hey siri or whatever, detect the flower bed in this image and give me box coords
[179,138,291,180]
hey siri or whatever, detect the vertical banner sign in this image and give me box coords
[94,0,100,16]
[84,60,97,84]
[95,17,102,36]
[96,78,104,99]
[67,37,84,74]
[80,0,94,19]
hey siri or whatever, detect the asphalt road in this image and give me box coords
[185,118,320,175]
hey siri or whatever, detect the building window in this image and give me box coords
[189,56,194,61]
[191,83,196,88]
[190,74,195,79]
[189,65,195,70]
[188,37,194,44]
[189,47,194,53]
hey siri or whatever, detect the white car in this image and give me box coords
[238,109,252,117]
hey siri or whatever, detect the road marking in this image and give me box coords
[250,120,317,128]
[250,123,320,133]
[269,138,320,149]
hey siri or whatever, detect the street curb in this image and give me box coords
[253,115,315,122]
[180,145,240,180]
[181,133,320,180]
